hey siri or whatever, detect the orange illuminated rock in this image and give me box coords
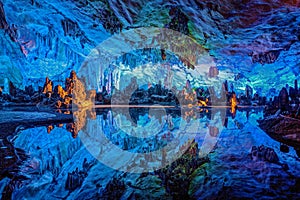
[198,99,208,106]
[65,78,73,94]
[70,70,77,80]
[65,71,77,94]
[87,90,96,102]
[47,125,54,133]
[55,100,62,109]
[64,96,72,105]
[230,93,238,117]
[57,85,67,99]
[67,123,78,138]
[42,77,53,94]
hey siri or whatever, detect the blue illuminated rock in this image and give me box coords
[0,0,298,96]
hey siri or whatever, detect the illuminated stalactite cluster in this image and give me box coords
[1,0,300,199]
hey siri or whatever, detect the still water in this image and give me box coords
[1,107,299,199]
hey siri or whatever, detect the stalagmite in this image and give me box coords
[279,87,289,110]
[42,77,53,95]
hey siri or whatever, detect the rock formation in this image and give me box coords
[65,158,94,191]
[250,145,279,163]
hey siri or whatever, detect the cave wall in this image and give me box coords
[0,0,299,95]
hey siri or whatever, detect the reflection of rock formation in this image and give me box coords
[258,114,300,157]
[230,92,238,118]
[250,145,289,169]
[250,145,279,163]
[100,177,126,199]
[0,138,28,180]
[155,140,208,199]
[259,79,300,157]
[0,138,29,199]
[68,107,96,138]
[209,126,219,137]
[65,158,94,191]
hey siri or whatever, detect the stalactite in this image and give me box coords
[54,37,59,60]
[61,18,81,37]
[0,1,8,29]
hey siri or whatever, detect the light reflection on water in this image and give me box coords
[76,106,232,171]
[1,108,300,199]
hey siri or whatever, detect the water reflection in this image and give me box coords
[77,106,217,173]
[1,107,300,199]
[72,106,273,172]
